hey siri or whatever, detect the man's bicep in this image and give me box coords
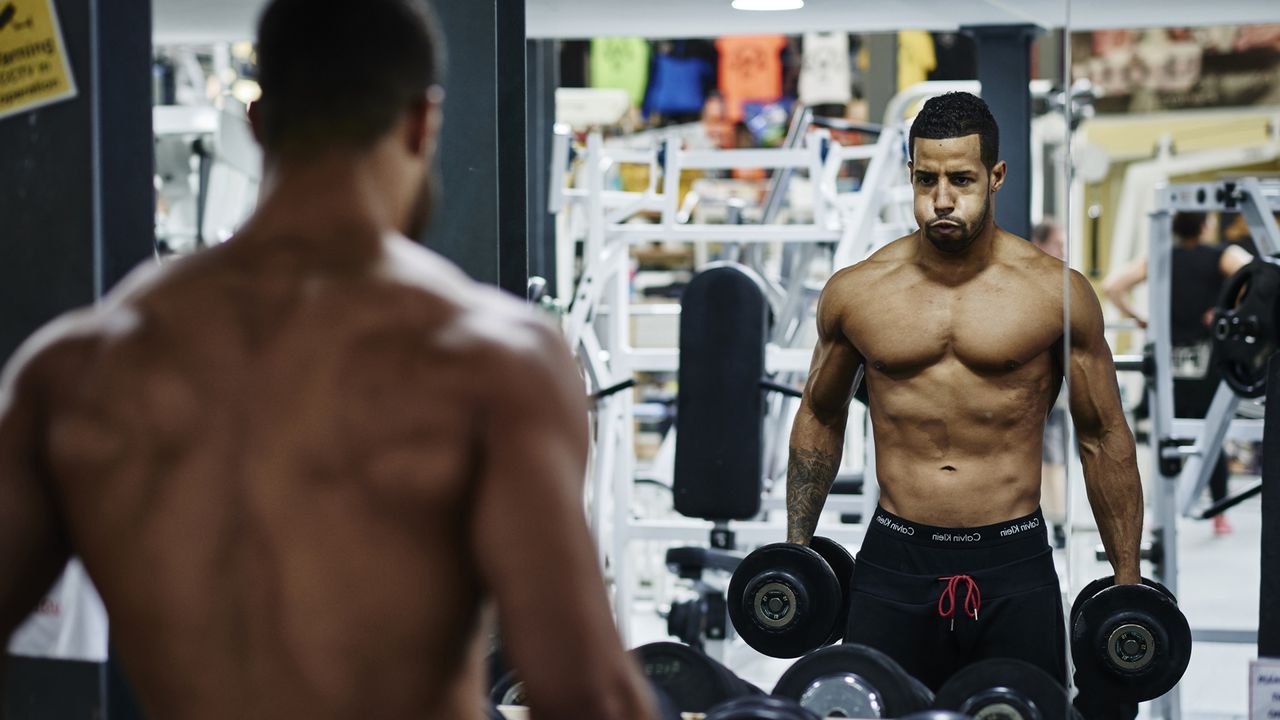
[1067,274,1126,438]
[804,286,865,420]
[0,367,69,636]
[469,335,625,701]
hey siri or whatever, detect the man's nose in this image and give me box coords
[932,184,956,214]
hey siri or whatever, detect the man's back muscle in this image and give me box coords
[34,236,526,719]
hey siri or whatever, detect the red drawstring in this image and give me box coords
[938,575,981,630]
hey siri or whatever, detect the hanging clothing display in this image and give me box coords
[715,35,787,122]
[645,52,713,117]
[897,31,937,91]
[590,37,651,107]
[799,32,852,106]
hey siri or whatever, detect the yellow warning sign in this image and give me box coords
[0,0,76,121]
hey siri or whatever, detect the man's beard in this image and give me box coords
[404,170,439,241]
[924,196,990,254]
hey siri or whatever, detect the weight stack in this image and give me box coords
[1260,355,1280,657]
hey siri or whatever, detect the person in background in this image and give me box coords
[1103,212,1252,535]
[1031,218,1068,548]
[1031,217,1065,261]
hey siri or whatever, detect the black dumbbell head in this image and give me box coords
[705,695,821,720]
[808,536,855,645]
[773,643,932,718]
[632,642,754,713]
[935,658,1073,720]
[1071,583,1191,703]
[729,543,842,659]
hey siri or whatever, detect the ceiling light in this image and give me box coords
[731,0,805,11]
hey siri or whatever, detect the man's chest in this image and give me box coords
[846,282,1063,376]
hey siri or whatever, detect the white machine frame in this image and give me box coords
[1142,178,1280,718]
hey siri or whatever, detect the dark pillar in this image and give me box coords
[962,24,1040,241]
[865,33,897,126]
[0,0,150,361]
[2,0,151,712]
[424,0,528,297]
[1261,355,1280,657]
[526,39,558,291]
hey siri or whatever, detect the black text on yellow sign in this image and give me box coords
[0,0,76,121]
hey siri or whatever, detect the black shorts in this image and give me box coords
[843,506,1067,692]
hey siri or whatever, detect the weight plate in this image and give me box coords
[1068,576,1178,633]
[1071,584,1191,703]
[632,641,751,712]
[810,536,855,645]
[492,661,689,719]
[489,670,527,707]
[935,658,1072,720]
[773,643,930,718]
[705,695,821,720]
[1213,258,1280,398]
[729,543,841,658]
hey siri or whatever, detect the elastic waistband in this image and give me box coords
[852,549,1059,602]
[868,506,1048,548]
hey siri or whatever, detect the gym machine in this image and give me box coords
[1137,177,1280,718]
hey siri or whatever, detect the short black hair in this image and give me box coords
[908,92,999,170]
[1172,212,1207,240]
[254,0,444,157]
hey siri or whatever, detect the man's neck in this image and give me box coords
[241,154,398,256]
[914,222,1001,283]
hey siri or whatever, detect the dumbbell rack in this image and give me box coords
[1142,178,1280,718]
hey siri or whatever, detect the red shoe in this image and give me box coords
[1213,515,1233,536]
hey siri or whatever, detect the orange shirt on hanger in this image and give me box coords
[715,35,787,123]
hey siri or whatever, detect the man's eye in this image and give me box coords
[954,177,972,186]
[917,177,936,186]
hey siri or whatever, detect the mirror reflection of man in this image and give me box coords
[786,93,1142,716]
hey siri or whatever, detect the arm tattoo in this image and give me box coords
[786,448,840,545]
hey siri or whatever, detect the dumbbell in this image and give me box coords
[934,658,1076,720]
[773,644,934,718]
[727,536,854,658]
[704,695,820,720]
[632,641,762,714]
[1069,576,1191,703]
[491,657,685,720]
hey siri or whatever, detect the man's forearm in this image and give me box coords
[1105,290,1145,326]
[786,411,845,545]
[1080,430,1144,584]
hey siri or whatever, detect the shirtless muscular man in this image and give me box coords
[0,1,656,718]
[786,93,1142,702]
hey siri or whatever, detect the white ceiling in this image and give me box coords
[152,0,1280,44]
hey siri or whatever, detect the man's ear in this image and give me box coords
[990,160,1007,193]
[403,96,431,157]
[405,87,444,158]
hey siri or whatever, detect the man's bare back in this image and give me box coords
[0,235,572,718]
[829,230,1065,526]
[2,3,659,717]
